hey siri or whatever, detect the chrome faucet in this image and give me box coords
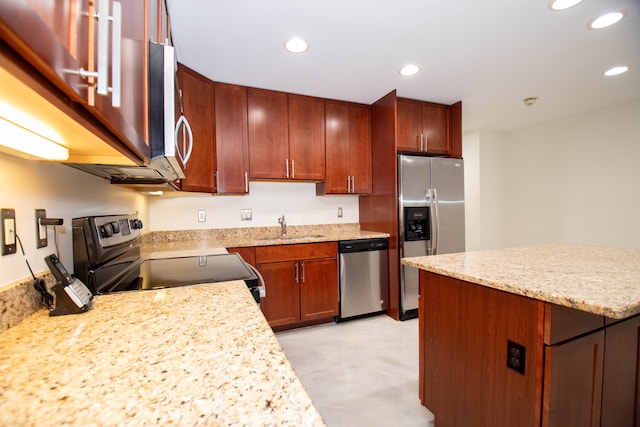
[278,215,287,237]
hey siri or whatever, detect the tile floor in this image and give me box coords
[276,314,435,427]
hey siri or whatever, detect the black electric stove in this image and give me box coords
[72,214,260,301]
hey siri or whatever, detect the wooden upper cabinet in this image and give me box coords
[248,88,289,179]
[288,94,325,181]
[177,65,215,193]
[0,0,149,161]
[397,98,449,155]
[214,82,249,194]
[248,90,325,181]
[320,100,371,194]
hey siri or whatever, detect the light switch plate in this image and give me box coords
[241,209,252,221]
[1,208,17,256]
[35,209,47,248]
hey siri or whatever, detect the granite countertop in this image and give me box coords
[0,282,325,426]
[142,223,389,258]
[401,244,640,319]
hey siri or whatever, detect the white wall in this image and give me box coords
[463,99,640,251]
[463,130,509,251]
[506,100,640,248]
[0,153,149,286]
[149,181,359,231]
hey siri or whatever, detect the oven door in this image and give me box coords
[89,252,144,294]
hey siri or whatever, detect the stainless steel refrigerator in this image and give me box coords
[398,154,465,320]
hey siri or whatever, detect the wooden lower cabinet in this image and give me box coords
[255,242,338,329]
[419,270,640,427]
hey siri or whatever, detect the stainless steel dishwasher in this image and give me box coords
[338,238,389,321]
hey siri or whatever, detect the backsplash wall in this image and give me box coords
[148,181,360,231]
[0,153,149,287]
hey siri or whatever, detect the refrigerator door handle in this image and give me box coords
[431,188,440,255]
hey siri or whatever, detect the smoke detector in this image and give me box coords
[523,97,538,107]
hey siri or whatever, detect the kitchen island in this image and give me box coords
[0,281,325,426]
[402,244,640,427]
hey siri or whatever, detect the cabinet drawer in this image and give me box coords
[256,242,336,263]
[544,303,605,345]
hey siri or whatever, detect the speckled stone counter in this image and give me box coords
[0,282,325,426]
[142,223,389,258]
[401,244,640,319]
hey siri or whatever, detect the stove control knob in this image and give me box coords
[110,221,120,234]
[100,223,114,238]
[130,219,143,230]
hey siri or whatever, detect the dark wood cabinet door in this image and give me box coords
[0,0,88,102]
[288,94,325,180]
[601,315,640,427]
[323,100,349,193]
[422,102,449,155]
[248,88,288,179]
[215,82,249,194]
[299,258,338,321]
[396,98,423,152]
[178,65,215,192]
[257,261,299,328]
[543,331,605,427]
[0,0,149,160]
[348,103,372,194]
[91,0,148,160]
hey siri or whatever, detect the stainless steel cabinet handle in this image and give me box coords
[244,172,249,192]
[351,176,355,193]
[78,0,122,107]
[300,261,305,283]
[285,159,289,178]
[294,261,299,284]
[109,1,122,107]
[424,134,428,152]
[291,159,295,178]
[347,176,351,193]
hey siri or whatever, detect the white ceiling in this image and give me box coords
[166,0,640,133]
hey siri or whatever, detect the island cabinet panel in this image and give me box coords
[248,88,289,179]
[0,0,149,160]
[601,314,640,427]
[420,271,543,427]
[214,82,249,194]
[288,94,325,181]
[256,242,338,330]
[319,100,372,194]
[419,269,640,426]
[177,65,215,192]
[542,330,605,427]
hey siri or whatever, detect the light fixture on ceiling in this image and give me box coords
[603,65,629,77]
[549,0,583,11]
[523,97,538,107]
[284,38,309,53]
[0,101,68,161]
[400,64,420,76]
[588,11,625,29]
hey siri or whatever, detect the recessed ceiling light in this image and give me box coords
[284,38,309,53]
[400,64,420,76]
[604,65,629,77]
[548,0,582,11]
[588,11,624,29]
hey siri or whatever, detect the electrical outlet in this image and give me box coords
[35,209,47,248]
[198,209,206,222]
[506,340,526,375]
[1,208,17,256]
[241,209,252,221]
[338,207,343,218]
